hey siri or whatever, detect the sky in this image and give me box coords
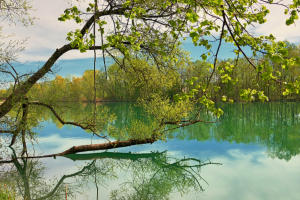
[1,0,300,62]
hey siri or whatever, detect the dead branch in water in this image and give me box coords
[0,136,158,163]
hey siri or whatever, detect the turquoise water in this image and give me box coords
[1,102,300,199]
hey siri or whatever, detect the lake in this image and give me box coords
[1,102,300,200]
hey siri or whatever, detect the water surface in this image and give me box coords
[1,102,300,199]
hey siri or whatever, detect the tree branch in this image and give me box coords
[207,20,225,88]
[222,9,257,70]
[0,137,158,163]
[27,101,108,140]
[0,7,130,118]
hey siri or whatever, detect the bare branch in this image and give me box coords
[207,20,225,88]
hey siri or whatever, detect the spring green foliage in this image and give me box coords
[2,42,297,105]
[0,42,299,144]
[56,0,300,98]
[0,185,15,200]
[55,0,300,127]
[104,59,181,100]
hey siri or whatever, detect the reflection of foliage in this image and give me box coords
[110,156,212,200]
[65,151,219,200]
[47,102,300,161]
[174,102,300,161]
[1,151,219,200]
[28,102,116,134]
[52,102,300,161]
[7,150,66,200]
[4,101,300,161]
[1,156,95,200]
[1,101,117,148]
[109,95,198,141]
[0,179,16,200]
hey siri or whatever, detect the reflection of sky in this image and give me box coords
[29,121,300,200]
[34,121,264,159]
[199,152,300,200]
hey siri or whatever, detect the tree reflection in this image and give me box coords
[169,102,300,160]
[0,150,220,200]
[2,102,300,161]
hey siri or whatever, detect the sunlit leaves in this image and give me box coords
[58,6,82,23]
[186,10,199,23]
[66,29,94,52]
[240,89,269,102]
[144,94,191,118]
[285,8,299,25]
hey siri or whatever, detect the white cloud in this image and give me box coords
[255,3,300,42]
[0,82,14,89]
[1,0,91,61]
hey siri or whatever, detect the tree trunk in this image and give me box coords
[0,44,72,118]
[0,137,158,163]
[57,138,157,156]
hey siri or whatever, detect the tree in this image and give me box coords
[0,0,300,156]
[0,0,33,90]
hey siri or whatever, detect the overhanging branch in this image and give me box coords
[27,101,108,140]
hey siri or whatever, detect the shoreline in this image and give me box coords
[1,98,300,104]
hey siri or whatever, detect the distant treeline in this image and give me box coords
[1,43,299,102]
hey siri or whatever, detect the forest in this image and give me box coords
[1,43,299,102]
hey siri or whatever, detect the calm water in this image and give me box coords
[1,102,300,199]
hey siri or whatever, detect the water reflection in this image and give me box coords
[2,102,300,161]
[169,102,300,160]
[0,149,219,199]
[28,102,300,160]
[2,102,300,199]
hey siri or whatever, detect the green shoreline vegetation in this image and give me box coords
[1,43,299,103]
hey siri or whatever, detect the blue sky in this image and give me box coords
[11,39,239,78]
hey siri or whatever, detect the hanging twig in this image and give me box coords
[206,20,225,89]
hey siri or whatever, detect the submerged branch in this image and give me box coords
[0,137,158,163]
[56,137,157,156]
[63,151,164,161]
